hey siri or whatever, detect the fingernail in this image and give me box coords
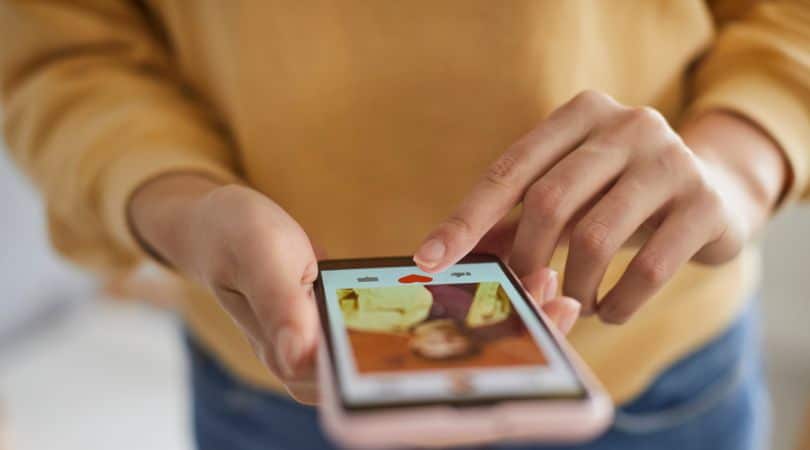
[275,326,303,379]
[546,308,563,329]
[559,310,578,334]
[414,238,446,268]
[559,299,581,333]
[542,270,558,302]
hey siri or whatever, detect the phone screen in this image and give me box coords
[316,256,587,410]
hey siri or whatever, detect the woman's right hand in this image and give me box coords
[129,174,321,403]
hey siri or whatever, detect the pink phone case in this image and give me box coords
[317,267,613,449]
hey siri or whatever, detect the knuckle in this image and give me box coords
[485,153,521,189]
[207,187,287,242]
[571,219,613,261]
[572,89,611,107]
[440,214,477,247]
[523,182,566,227]
[211,196,270,243]
[651,142,695,176]
[621,106,675,141]
[632,251,670,286]
[445,214,474,235]
[627,106,668,129]
[229,216,283,263]
[554,90,619,125]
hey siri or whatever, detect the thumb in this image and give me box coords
[520,267,558,305]
[541,297,581,335]
[520,267,580,334]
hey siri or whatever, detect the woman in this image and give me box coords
[1,1,808,449]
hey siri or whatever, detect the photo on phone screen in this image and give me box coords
[317,258,587,409]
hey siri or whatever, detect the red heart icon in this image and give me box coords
[398,274,433,283]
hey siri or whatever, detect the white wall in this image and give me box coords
[761,207,810,450]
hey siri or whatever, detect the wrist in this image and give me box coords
[128,172,224,268]
[680,111,788,236]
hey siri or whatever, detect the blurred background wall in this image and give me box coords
[0,146,808,450]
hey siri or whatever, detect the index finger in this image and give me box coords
[414,90,618,272]
[237,223,321,380]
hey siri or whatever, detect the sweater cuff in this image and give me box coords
[685,71,810,206]
[100,148,241,262]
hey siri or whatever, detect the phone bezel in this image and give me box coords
[313,254,589,412]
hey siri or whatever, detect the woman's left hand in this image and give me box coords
[414,90,785,324]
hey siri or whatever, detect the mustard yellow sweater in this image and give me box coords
[2,1,810,404]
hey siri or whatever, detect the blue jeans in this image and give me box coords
[187,302,768,450]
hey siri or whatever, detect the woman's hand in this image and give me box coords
[129,175,322,402]
[129,174,582,404]
[415,90,786,324]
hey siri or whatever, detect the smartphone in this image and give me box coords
[314,254,612,449]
